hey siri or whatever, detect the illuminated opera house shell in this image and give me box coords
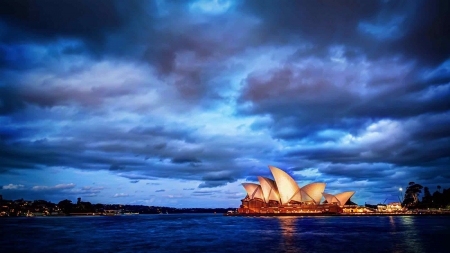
[242,165,355,207]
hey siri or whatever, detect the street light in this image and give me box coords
[399,187,404,206]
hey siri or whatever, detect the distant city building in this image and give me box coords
[376,202,403,212]
[377,204,387,212]
[387,202,402,211]
[238,166,356,214]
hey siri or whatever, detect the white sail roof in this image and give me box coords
[268,165,300,204]
[322,193,339,204]
[242,166,356,207]
[335,191,355,206]
[291,190,302,202]
[301,183,326,204]
[242,183,263,200]
[323,191,355,206]
[257,176,280,203]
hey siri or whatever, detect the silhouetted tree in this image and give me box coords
[94,203,104,212]
[422,187,432,205]
[443,188,450,207]
[437,185,441,193]
[57,199,73,214]
[433,190,444,208]
[403,182,423,207]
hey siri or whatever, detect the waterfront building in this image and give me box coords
[375,202,404,212]
[387,202,402,211]
[239,166,355,214]
[342,205,367,213]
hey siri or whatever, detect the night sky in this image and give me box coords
[1,0,449,208]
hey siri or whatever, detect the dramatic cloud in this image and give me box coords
[0,0,449,206]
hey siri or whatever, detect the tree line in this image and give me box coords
[403,182,450,208]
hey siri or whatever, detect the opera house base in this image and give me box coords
[234,203,343,215]
[225,212,341,217]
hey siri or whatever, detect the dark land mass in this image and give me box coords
[0,196,235,217]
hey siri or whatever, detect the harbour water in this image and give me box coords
[1,214,449,252]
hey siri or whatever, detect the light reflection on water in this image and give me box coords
[399,216,423,253]
[278,217,299,253]
[1,214,449,252]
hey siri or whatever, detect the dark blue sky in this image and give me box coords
[1,0,449,207]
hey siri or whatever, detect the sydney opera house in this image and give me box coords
[238,166,355,214]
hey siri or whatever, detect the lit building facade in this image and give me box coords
[238,166,356,214]
[377,202,403,212]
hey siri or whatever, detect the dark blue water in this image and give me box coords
[1,214,449,252]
